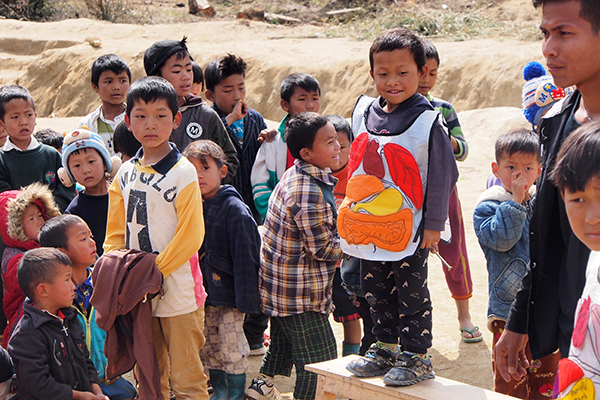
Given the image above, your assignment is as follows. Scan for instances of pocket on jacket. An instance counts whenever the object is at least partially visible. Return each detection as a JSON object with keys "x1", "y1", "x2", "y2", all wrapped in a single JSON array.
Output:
[
  {"x1": 493, "y1": 258, "x2": 527, "y2": 304},
  {"x1": 206, "y1": 251, "x2": 233, "y2": 275}
]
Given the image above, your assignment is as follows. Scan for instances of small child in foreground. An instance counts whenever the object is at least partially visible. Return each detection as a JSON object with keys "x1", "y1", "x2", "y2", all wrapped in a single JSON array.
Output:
[
  {"x1": 550, "y1": 122, "x2": 600, "y2": 398},
  {"x1": 8, "y1": 247, "x2": 108, "y2": 400},
  {"x1": 246, "y1": 112, "x2": 342, "y2": 400},
  {"x1": 473, "y1": 129, "x2": 558, "y2": 399},
  {"x1": 40, "y1": 215, "x2": 136, "y2": 400},
  {"x1": 417, "y1": 40, "x2": 481, "y2": 343},
  {"x1": 184, "y1": 140, "x2": 261, "y2": 399}
]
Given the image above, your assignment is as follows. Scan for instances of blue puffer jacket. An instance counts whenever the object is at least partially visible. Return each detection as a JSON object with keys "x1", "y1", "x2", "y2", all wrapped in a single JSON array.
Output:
[
  {"x1": 200, "y1": 185, "x2": 261, "y2": 314},
  {"x1": 473, "y1": 185, "x2": 533, "y2": 328}
]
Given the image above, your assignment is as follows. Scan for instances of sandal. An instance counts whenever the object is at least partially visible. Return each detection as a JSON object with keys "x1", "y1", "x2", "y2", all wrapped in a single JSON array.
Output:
[{"x1": 460, "y1": 326, "x2": 483, "y2": 343}]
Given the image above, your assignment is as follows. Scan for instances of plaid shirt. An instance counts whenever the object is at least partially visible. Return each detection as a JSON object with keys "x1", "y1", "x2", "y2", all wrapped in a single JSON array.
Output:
[{"x1": 260, "y1": 160, "x2": 342, "y2": 317}]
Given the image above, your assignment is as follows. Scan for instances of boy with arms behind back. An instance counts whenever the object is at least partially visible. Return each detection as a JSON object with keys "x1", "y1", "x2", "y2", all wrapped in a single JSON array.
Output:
[
  {"x1": 77, "y1": 54, "x2": 131, "y2": 155},
  {"x1": 143, "y1": 37, "x2": 239, "y2": 183},
  {"x1": 104, "y1": 76, "x2": 208, "y2": 399},
  {"x1": 8, "y1": 247, "x2": 108, "y2": 400},
  {"x1": 204, "y1": 53, "x2": 269, "y2": 222},
  {"x1": 341, "y1": 28, "x2": 457, "y2": 386},
  {"x1": 0, "y1": 85, "x2": 75, "y2": 212},
  {"x1": 246, "y1": 113, "x2": 342, "y2": 400}
]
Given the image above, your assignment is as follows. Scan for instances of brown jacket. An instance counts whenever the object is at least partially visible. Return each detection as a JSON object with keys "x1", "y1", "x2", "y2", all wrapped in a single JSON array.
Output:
[{"x1": 90, "y1": 249, "x2": 163, "y2": 400}]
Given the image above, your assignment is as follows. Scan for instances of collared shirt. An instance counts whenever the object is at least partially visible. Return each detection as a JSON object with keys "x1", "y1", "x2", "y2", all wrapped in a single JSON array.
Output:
[
  {"x1": 259, "y1": 159, "x2": 342, "y2": 317},
  {"x1": 2, "y1": 136, "x2": 39, "y2": 152}
]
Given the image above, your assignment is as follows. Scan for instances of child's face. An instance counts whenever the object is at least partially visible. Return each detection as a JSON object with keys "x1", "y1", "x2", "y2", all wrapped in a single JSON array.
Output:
[
  {"x1": 370, "y1": 48, "x2": 425, "y2": 113},
  {"x1": 23, "y1": 204, "x2": 45, "y2": 241},
  {"x1": 301, "y1": 122, "x2": 340, "y2": 171},
  {"x1": 417, "y1": 58, "x2": 438, "y2": 97},
  {"x1": 190, "y1": 82, "x2": 204, "y2": 97},
  {"x1": 126, "y1": 99, "x2": 182, "y2": 152},
  {"x1": 335, "y1": 132, "x2": 351, "y2": 171},
  {"x1": 563, "y1": 177, "x2": 600, "y2": 251},
  {"x1": 93, "y1": 70, "x2": 130, "y2": 107},
  {"x1": 0, "y1": 126, "x2": 7, "y2": 147},
  {"x1": 0, "y1": 98, "x2": 36, "y2": 150},
  {"x1": 160, "y1": 54, "x2": 193, "y2": 99},
  {"x1": 540, "y1": 1, "x2": 600, "y2": 89},
  {"x1": 62, "y1": 221, "x2": 97, "y2": 269},
  {"x1": 43, "y1": 263, "x2": 76, "y2": 311},
  {"x1": 281, "y1": 87, "x2": 321, "y2": 118},
  {"x1": 67, "y1": 149, "x2": 107, "y2": 195},
  {"x1": 207, "y1": 74, "x2": 246, "y2": 114},
  {"x1": 492, "y1": 151, "x2": 542, "y2": 195},
  {"x1": 189, "y1": 156, "x2": 227, "y2": 200}
]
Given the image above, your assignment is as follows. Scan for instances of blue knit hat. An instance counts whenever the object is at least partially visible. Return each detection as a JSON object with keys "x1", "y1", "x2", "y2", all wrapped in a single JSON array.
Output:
[
  {"x1": 522, "y1": 61, "x2": 574, "y2": 128},
  {"x1": 58, "y1": 128, "x2": 120, "y2": 187}
]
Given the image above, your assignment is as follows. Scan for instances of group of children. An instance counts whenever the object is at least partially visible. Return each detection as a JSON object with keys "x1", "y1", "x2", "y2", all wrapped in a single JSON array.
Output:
[{"x1": 1, "y1": 2, "x2": 599, "y2": 399}]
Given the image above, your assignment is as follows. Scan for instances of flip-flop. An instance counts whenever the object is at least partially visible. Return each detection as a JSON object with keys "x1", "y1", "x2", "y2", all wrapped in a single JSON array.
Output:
[{"x1": 460, "y1": 326, "x2": 484, "y2": 343}]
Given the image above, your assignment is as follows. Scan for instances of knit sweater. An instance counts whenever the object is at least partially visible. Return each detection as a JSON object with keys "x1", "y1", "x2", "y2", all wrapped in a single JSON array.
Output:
[{"x1": 0, "y1": 143, "x2": 75, "y2": 212}]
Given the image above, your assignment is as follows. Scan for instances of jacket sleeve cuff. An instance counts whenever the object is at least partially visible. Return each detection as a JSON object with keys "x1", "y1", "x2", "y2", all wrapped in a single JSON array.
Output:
[{"x1": 423, "y1": 218, "x2": 446, "y2": 232}]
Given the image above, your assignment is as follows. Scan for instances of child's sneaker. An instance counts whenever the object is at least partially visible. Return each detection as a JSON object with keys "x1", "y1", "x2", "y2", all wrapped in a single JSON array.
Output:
[
  {"x1": 383, "y1": 352, "x2": 435, "y2": 386},
  {"x1": 245, "y1": 375, "x2": 283, "y2": 400},
  {"x1": 345, "y1": 343, "x2": 398, "y2": 377}
]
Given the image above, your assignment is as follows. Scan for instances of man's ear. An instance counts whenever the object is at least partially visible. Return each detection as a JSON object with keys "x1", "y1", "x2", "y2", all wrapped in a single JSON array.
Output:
[
  {"x1": 369, "y1": 70, "x2": 374, "y2": 80},
  {"x1": 205, "y1": 90, "x2": 215, "y2": 103},
  {"x1": 280, "y1": 99, "x2": 290, "y2": 113},
  {"x1": 492, "y1": 161, "x2": 499, "y2": 178},
  {"x1": 92, "y1": 83, "x2": 100, "y2": 94}
]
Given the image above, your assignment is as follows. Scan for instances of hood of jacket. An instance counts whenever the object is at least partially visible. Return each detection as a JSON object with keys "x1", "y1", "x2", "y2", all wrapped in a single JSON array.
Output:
[
  {"x1": 179, "y1": 94, "x2": 205, "y2": 112},
  {"x1": 3, "y1": 182, "x2": 61, "y2": 244},
  {"x1": 204, "y1": 185, "x2": 242, "y2": 210}
]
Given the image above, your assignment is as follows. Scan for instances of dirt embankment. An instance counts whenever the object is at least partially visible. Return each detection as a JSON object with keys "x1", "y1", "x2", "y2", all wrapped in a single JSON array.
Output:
[{"x1": 0, "y1": 18, "x2": 544, "y2": 121}]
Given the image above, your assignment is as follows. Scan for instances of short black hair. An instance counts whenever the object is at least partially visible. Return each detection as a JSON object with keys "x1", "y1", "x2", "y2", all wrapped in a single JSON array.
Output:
[
  {"x1": 204, "y1": 54, "x2": 246, "y2": 92},
  {"x1": 551, "y1": 121, "x2": 600, "y2": 192},
  {"x1": 34, "y1": 128, "x2": 63, "y2": 151},
  {"x1": 192, "y1": 61, "x2": 204, "y2": 86},
  {"x1": 533, "y1": 0, "x2": 600, "y2": 34},
  {"x1": 285, "y1": 112, "x2": 329, "y2": 160},
  {"x1": 326, "y1": 115, "x2": 353, "y2": 142},
  {"x1": 113, "y1": 121, "x2": 141, "y2": 159},
  {"x1": 91, "y1": 54, "x2": 131, "y2": 87},
  {"x1": 280, "y1": 73, "x2": 321, "y2": 103},
  {"x1": 0, "y1": 85, "x2": 35, "y2": 122},
  {"x1": 495, "y1": 128, "x2": 541, "y2": 163},
  {"x1": 423, "y1": 39, "x2": 440, "y2": 66},
  {"x1": 18, "y1": 247, "x2": 72, "y2": 300},
  {"x1": 39, "y1": 214, "x2": 85, "y2": 250},
  {"x1": 369, "y1": 28, "x2": 427, "y2": 73},
  {"x1": 126, "y1": 76, "x2": 179, "y2": 119},
  {"x1": 183, "y1": 139, "x2": 228, "y2": 169}
]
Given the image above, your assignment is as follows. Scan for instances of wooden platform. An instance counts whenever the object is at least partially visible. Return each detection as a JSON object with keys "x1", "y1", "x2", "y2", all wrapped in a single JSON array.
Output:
[{"x1": 306, "y1": 356, "x2": 514, "y2": 400}]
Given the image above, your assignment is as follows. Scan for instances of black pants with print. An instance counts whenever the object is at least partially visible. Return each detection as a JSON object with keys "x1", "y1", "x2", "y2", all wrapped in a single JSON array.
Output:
[{"x1": 360, "y1": 248, "x2": 432, "y2": 354}]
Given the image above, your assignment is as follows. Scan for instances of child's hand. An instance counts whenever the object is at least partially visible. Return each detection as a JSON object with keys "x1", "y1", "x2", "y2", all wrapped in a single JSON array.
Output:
[
  {"x1": 225, "y1": 100, "x2": 248, "y2": 127},
  {"x1": 420, "y1": 229, "x2": 441, "y2": 251},
  {"x1": 511, "y1": 171, "x2": 528, "y2": 204},
  {"x1": 72, "y1": 390, "x2": 110, "y2": 400},
  {"x1": 258, "y1": 128, "x2": 278, "y2": 144}
]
